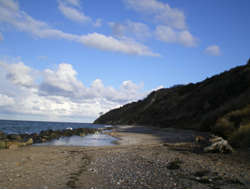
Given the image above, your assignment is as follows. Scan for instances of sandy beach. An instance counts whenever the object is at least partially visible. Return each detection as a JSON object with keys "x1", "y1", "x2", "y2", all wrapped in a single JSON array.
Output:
[{"x1": 0, "y1": 125, "x2": 250, "y2": 189}]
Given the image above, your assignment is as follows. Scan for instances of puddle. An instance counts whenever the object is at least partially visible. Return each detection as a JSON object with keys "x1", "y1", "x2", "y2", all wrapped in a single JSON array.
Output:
[{"x1": 33, "y1": 133, "x2": 119, "y2": 146}]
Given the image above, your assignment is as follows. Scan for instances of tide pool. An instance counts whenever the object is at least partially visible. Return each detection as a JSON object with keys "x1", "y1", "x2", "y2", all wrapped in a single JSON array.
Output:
[{"x1": 33, "y1": 133, "x2": 119, "y2": 146}]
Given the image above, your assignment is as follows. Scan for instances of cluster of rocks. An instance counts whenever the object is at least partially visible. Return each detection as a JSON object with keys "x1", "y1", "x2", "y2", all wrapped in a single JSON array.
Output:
[{"x1": 0, "y1": 127, "x2": 100, "y2": 149}]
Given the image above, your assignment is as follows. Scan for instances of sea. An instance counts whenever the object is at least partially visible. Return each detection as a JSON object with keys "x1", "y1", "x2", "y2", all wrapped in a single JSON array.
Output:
[{"x1": 0, "y1": 120, "x2": 119, "y2": 146}]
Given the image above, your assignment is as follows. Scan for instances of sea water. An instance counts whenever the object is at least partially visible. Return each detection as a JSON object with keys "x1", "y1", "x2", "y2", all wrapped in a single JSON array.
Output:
[{"x1": 0, "y1": 120, "x2": 118, "y2": 146}]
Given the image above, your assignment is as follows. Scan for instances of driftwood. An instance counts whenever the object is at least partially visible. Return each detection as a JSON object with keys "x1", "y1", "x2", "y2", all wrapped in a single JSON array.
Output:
[{"x1": 203, "y1": 134, "x2": 234, "y2": 153}]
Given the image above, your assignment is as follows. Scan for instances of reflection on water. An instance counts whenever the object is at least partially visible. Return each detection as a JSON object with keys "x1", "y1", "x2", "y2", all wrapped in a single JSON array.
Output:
[{"x1": 33, "y1": 133, "x2": 119, "y2": 146}]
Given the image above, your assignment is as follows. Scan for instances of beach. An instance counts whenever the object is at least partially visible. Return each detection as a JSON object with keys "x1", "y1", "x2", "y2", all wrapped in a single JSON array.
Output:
[{"x1": 0, "y1": 125, "x2": 250, "y2": 189}]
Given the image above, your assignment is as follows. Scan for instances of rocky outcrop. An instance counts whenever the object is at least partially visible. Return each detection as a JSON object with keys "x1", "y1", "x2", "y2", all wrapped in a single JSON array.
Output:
[
  {"x1": 0, "y1": 140, "x2": 6, "y2": 149},
  {"x1": 24, "y1": 138, "x2": 33, "y2": 145},
  {"x1": 6, "y1": 141, "x2": 19, "y2": 149},
  {"x1": 0, "y1": 127, "x2": 101, "y2": 149}
]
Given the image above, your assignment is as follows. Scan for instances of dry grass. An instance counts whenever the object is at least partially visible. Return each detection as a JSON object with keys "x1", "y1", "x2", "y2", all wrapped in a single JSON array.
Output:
[
  {"x1": 228, "y1": 123, "x2": 250, "y2": 148},
  {"x1": 212, "y1": 104, "x2": 250, "y2": 148}
]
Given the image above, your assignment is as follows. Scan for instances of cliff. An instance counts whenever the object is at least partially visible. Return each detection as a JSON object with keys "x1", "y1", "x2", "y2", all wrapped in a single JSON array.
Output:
[{"x1": 94, "y1": 59, "x2": 250, "y2": 131}]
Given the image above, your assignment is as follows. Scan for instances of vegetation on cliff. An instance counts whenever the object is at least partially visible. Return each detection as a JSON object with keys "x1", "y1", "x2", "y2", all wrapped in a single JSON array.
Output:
[{"x1": 94, "y1": 59, "x2": 250, "y2": 138}]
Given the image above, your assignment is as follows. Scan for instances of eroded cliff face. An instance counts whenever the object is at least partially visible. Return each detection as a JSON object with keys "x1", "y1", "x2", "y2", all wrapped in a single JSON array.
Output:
[{"x1": 94, "y1": 60, "x2": 250, "y2": 131}]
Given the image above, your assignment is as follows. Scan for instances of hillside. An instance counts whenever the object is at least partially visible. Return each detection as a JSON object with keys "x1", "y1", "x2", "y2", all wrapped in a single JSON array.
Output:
[{"x1": 94, "y1": 59, "x2": 250, "y2": 132}]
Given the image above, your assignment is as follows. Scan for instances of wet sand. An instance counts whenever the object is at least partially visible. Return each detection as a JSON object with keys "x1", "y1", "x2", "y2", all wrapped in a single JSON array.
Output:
[{"x1": 0, "y1": 125, "x2": 250, "y2": 189}]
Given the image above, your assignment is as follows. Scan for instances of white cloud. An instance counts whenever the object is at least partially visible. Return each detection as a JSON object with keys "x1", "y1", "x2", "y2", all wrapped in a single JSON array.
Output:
[
  {"x1": 38, "y1": 55, "x2": 47, "y2": 60},
  {"x1": 77, "y1": 33, "x2": 161, "y2": 57},
  {"x1": 0, "y1": 32, "x2": 3, "y2": 41},
  {"x1": 152, "y1": 85, "x2": 164, "y2": 91},
  {"x1": 0, "y1": 0, "x2": 160, "y2": 57},
  {"x1": 123, "y1": 0, "x2": 200, "y2": 47},
  {"x1": 154, "y1": 25, "x2": 199, "y2": 47},
  {"x1": 58, "y1": 1, "x2": 92, "y2": 23},
  {"x1": 109, "y1": 20, "x2": 151, "y2": 39},
  {"x1": 23, "y1": 62, "x2": 147, "y2": 102},
  {"x1": 65, "y1": 0, "x2": 81, "y2": 7},
  {"x1": 0, "y1": 0, "x2": 19, "y2": 11},
  {"x1": 92, "y1": 18, "x2": 103, "y2": 27},
  {"x1": 0, "y1": 61, "x2": 36, "y2": 88},
  {"x1": 0, "y1": 60, "x2": 162, "y2": 121},
  {"x1": 204, "y1": 45, "x2": 222, "y2": 56},
  {"x1": 0, "y1": 60, "x2": 155, "y2": 120},
  {"x1": 39, "y1": 63, "x2": 85, "y2": 96},
  {"x1": 0, "y1": 94, "x2": 15, "y2": 107},
  {"x1": 123, "y1": 0, "x2": 186, "y2": 29}
]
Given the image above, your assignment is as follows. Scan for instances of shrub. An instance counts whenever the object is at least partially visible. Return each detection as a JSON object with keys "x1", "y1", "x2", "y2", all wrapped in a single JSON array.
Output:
[
  {"x1": 228, "y1": 123, "x2": 250, "y2": 148},
  {"x1": 212, "y1": 104, "x2": 250, "y2": 138},
  {"x1": 212, "y1": 116, "x2": 235, "y2": 138}
]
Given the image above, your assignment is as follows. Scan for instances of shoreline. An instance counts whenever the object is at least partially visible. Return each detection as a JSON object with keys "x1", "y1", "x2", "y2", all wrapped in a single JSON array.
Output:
[{"x1": 0, "y1": 125, "x2": 250, "y2": 189}]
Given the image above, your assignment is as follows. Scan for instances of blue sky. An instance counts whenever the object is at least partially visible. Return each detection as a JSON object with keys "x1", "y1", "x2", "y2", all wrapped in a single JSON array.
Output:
[{"x1": 0, "y1": 0, "x2": 249, "y2": 123}]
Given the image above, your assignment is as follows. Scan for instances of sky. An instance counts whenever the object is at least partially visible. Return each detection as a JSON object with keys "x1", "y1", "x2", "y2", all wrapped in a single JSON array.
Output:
[{"x1": 0, "y1": 0, "x2": 250, "y2": 123}]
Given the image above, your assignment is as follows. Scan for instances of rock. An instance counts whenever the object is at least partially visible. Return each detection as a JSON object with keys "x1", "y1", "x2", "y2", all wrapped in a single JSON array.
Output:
[
  {"x1": 79, "y1": 133, "x2": 85, "y2": 137},
  {"x1": 0, "y1": 140, "x2": 6, "y2": 149},
  {"x1": 12, "y1": 138, "x2": 23, "y2": 143},
  {"x1": 195, "y1": 170, "x2": 210, "y2": 177},
  {"x1": 34, "y1": 139, "x2": 42, "y2": 143},
  {"x1": 41, "y1": 138, "x2": 46, "y2": 142},
  {"x1": 167, "y1": 160, "x2": 183, "y2": 170},
  {"x1": 8, "y1": 134, "x2": 22, "y2": 140},
  {"x1": 17, "y1": 141, "x2": 26, "y2": 146},
  {"x1": 24, "y1": 138, "x2": 33, "y2": 145},
  {"x1": 6, "y1": 141, "x2": 19, "y2": 149},
  {"x1": 0, "y1": 132, "x2": 8, "y2": 140}
]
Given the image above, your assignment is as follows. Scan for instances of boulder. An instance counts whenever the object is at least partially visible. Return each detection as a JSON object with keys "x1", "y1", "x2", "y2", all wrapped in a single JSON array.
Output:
[
  {"x1": 8, "y1": 134, "x2": 22, "y2": 140},
  {"x1": 79, "y1": 133, "x2": 85, "y2": 137},
  {"x1": 34, "y1": 139, "x2": 42, "y2": 143},
  {"x1": 24, "y1": 138, "x2": 33, "y2": 145},
  {"x1": 6, "y1": 141, "x2": 19, "y2": 149},
  {"x1": 0, "y1": 132, "x2": 8, "y2": 140},
  {"x1": 0, "y1": 140, "x2": 6, "y2": 149},
  {"x1": 17, "y1": 141, "x2": 26, "y2": 146}
]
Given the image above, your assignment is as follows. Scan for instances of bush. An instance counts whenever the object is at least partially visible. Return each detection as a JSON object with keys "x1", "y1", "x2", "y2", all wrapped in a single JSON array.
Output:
[
  {"x1": 212, "y1": 116, "x2": 235, "y2": 138},
  {"x1": 212, "y1": 104, "x2": 250, "y2": 138},
  {"x1": 228, "y1": 123, "x2": 250, "y2": 148}
]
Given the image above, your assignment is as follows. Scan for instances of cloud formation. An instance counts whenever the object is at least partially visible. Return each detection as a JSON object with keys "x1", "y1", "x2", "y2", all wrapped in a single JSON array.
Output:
[
  {"x1": 123, "y1": 0, "x2": 200, "y2": 47},
  {"x1": 0, "y1": 32, "x2": 3, "y2": 41},
  {"x1": 0, "y1": 60, "x2": 152, "y2": 119},
  {"x1": 123, "y1": 0, "x2": 186, "y2": 29},
  {"x1": 0, "y1": 0, "x2": 160, "y2": 57},
  {"x1": 38, "y1": 55, "x2": 47, "y2": 60},
  {"x1": 58, "y1": 0, "x2": 92, "y2": 23},
  {"x1": 92, "y1": 18, "x2": 103, "y2": 27},
  {"x1": 0, "y1": 61, "x2": 35, "y2": 88},
  {"x1": 154, "y1": 26, "x2": 199, "y2": 47},
  {"x1": 204, "y1": 45, "x2": 221, "y2": 56},
  {"x1": 109, "y1": 20, "x2": 151, "y2": 39}
]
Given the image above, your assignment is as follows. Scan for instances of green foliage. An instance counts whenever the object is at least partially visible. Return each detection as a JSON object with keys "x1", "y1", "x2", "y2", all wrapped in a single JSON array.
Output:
[{"x1": 228, "y1": 123, "x2": 250, "y2": 148}]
